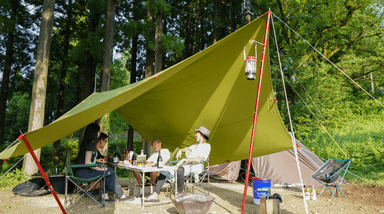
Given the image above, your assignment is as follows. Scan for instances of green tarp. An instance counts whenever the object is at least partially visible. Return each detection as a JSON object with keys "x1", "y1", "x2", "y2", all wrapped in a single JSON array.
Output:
[{"x1": 0, "y1": 13, "x2": 292, "y2": 165}]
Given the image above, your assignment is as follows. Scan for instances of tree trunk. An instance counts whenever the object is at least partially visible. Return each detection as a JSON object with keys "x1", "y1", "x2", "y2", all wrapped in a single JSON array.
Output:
[
  {"x1": 79, "y1": 7, "x2": 99, "y2": 143},
  {"x1": 99, "y1": 0, "x2": 115, "y2": 157},
  {"x1": 154, "y1": 9, "x2": 162, "y2": 73},
  {"x1": 145, "y1": 8, "x2": 154, "y2": 78},
  {"x1": 185, "y1": 0, "x2": 191, "y2": 58},
  {"x1": 220, "y1": 0, "x2": 226, "y2": 39},
  {"x1": 51, "y1": 0, "x2": 72, "y2": 166},
  {"x1": 199, "y1": 0, "x2": 204, "y2": 51},
  {"x1": 0, "y1": 31, "x2": 14, "y2": 145},
  {"x1": 0, "y1": 0, "x2": 19, "y2": 146},
  {"x1": 213, "y1": 0, "x2": 217, "y2": 43},
  {"x1": 127, "y1": 32, "x2": 138, "y2": 151},
  {"x1": 23, "y1": 0, "x2": 54, "y2": 176},
  {"x1": 143, "y1": 7, "x2": 154, "y2": 155},
  {"x1": 230, "y1": 0, "x2": 235, "y2": 32}
]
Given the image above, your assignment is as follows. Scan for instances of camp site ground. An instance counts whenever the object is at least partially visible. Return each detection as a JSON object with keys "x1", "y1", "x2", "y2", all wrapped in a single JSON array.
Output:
[{"x1": 0, "y1": 179, "x2": 383, "y2": 214}]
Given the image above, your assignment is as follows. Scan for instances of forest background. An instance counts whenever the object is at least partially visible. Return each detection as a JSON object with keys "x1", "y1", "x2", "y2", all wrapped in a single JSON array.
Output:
[{"x1": 0, "y1": 0, "x2": 383, "y2": 188}]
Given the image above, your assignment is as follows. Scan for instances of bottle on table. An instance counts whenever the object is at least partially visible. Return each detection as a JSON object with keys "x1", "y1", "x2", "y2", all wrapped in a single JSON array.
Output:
[
  {"x1": 132, "y1": 148, "x2": 137, "y2": 164},
  {"x1": 113, "y1": 148, "x2": 119, "y2": 164},
  {"x1": 122, "y1": 148, "x2": 126, "y2": 160},
  {"x1": 157, "y1": 150, "x2": 163, "y2": 168}
]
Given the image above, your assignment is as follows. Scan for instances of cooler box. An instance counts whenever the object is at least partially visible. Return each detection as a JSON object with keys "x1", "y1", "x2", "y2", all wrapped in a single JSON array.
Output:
[{"x1": 251, "y1": 178, "x2": 271, "y2": 205}]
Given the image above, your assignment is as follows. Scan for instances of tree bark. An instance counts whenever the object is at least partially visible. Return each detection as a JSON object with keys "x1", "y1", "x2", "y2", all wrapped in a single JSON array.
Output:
[
  {"x1": 127, "y1": 33, "x2": 138, "y2": 151},
  {"x1": 0, "y1": 0, "x2": 19, "y2": 146},
  {"x1": 213, "y1": 0, "x2": 217, "y2": 43},
  {"x1": 154, "y1": 9, "x2": 162, "y2": 73},
  {"x1": 199, "y1": 0, "x2": 204, "y2": 51},
  {"x1": 230, "y1": 0, "x2": 235, "y2": 32},
  {"x1": 276, "y1": 0, "x2": 290, "y2": 45},
  {"x1": 185, "y1": 0, "x2": 191, "y2": 58},
  {"x1": 23, "y1": 0, "x2": 54, "y2": 176},
  {"x1": 144, "y1": 6, "x2": 154, "y2": 155},
  {"x1": 51, "y1": 0, "x2": 72, "y2": 166},
  {"x1": 145, "y1": 8, "x2": 154, "y2": 78},
  {"x1": 79, "y1": 6, "x2": 99, "y2": 143},
  {"x1": 98, "y1": 0, "x2": 115, "y2": 156},
  {"x1": 220, "y1": 0, "x2": 226, "y2": 39}
]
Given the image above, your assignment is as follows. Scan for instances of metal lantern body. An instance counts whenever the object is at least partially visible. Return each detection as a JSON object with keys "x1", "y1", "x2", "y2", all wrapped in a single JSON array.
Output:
[{"x1": 245, "y1": 56, "x2": 257, "y2": 80}]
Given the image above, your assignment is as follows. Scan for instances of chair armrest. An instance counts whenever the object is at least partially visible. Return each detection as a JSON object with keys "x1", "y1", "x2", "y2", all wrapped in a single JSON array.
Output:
[
  {"x1": 169, "y1": 160, "x2": 180, "y2": 164},
  {"x1": 71, "y1": 163, "x2": 106, "y2": 168}
]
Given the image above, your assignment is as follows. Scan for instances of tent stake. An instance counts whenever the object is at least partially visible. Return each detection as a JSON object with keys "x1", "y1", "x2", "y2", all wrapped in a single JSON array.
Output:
[
  {"x1": 18, "y1": 135, "x2": 67, "y2": 214},
  {"x1": 241, "y1": 10, "x2": 272, "y2": 214}
]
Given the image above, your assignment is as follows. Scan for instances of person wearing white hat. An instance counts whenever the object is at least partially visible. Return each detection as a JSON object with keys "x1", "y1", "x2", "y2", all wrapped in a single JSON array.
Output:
[{"x1": 145, "y1": 126, "x2": 211, "y2": 202}]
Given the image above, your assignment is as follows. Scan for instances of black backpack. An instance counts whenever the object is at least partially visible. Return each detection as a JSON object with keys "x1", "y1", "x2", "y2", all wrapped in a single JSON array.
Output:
[{"x1": 12, "y1": 178, "x2": 50, "y2": 197}]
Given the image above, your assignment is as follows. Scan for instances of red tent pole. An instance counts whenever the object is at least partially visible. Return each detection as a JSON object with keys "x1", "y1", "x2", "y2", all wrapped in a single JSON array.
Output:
[
  {"x1": 241, "y1": 10, "x2": 272, "y2": 214},
  {"x1": 18, "y1": 135, "x2": 67, "y2": 214}
]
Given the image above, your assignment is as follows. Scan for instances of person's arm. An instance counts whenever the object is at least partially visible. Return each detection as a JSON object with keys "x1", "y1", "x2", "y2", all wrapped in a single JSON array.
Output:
[
  {"x1": 176, "y1": 156, "x2": 204, "y2": 167},
  {"x1": 176, "y1": 144, "x2": 210, "y2": 167},
  {"x1": 176, "y1": 147, "x2": 192, "y2": 160},
  {"x1": 85, "y1": 151, "x2": 106, "y2": 171}
]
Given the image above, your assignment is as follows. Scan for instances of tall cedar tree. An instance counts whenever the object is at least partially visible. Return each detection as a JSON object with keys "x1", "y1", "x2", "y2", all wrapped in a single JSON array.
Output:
[{"x1": 23, "y1": 0, "x2": 55, "y2": 176}]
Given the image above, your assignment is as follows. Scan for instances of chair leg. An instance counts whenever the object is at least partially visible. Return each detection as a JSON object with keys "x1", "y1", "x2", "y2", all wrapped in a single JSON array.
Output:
[
  {"x1": 327, "y1": 185, "x2": 335, "y2": 197},
  {"x1": 319, "y1": 185, "x2": 327, "y2": 196},
  {"x1": 66, "y1": 178, "x2": 105, "y2": 210},
  {"x1": 65, "y1": 176, "x2": 68, "y2": 210}
]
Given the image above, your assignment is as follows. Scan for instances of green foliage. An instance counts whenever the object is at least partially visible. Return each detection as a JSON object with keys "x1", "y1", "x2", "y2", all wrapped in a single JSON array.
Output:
[
  {"x1": 302, "y1": 115, "x2": 384, "y2": 185},
  {"x1": 145, "y1": 0, "x2": 171, "y2": 15},
  {"x1": 161, "y1": 34, "x2": 185, "y2": 62},
  {"x1": 40, "y1": 137, "x2": 79, "y2": 174},
  {"x1": 4, "y1": 92, "x2": 31, "y2": 140},
  {"x1": 0, "y1": 168, "x2": 29, "y2": 188}
]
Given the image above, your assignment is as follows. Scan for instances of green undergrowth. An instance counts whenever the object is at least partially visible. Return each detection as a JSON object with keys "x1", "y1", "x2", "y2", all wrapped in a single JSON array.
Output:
[
  {"x1": 0, "y1": 135, "x2": 143, "y2": 188},
  {"x1": 0, "y1": 168, "x2": 29, "y2": 189},
  {"x1": 301, "y1": 115, "x2": 384, "y2": 187}
]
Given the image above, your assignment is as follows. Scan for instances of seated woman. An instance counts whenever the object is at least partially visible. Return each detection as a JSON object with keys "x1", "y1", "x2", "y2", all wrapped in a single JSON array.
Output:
[
  {"x1": 145, "y1": 126, "x2": 211, "y2": 202},
  {"x1": 75, "y1": 123, "x2": 132, "y2": 203}
]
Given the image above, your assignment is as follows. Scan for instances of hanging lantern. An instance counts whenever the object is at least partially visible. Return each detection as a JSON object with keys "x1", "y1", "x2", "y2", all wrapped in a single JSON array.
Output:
[
  {"x1": 245, "y1": 56, "x2": 257, "y2": 80},
  {"x1": 244, "y1": 40, "x2": 262, "y2": 80}
]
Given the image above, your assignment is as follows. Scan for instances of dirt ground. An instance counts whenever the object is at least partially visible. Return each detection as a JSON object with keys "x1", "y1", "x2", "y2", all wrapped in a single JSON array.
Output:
[{"x1": 0, "y1": 181, "x2": 383, "y2": 214}]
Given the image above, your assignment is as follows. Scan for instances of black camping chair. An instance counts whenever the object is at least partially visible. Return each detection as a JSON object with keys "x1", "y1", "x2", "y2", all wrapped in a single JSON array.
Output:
[
  {"x1": 311, "y1": 159, "x2": 351, "y2": 197},
  {"x1": 64, "y1": 151, "x2": 107, "y2": 210}
]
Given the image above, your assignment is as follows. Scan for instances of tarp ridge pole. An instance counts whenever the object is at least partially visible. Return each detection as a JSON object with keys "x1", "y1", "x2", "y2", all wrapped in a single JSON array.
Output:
[
  {"x1": 241, "y1": 10, "x2": 272, "y2": 214},
  {"x1": 19, "y1": 135, "x2": 67, "y2": 214}
]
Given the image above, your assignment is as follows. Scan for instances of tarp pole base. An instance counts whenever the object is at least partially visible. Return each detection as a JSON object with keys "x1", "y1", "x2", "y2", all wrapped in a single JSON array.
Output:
[
  {"x1": 241, "y1": 10, "x2": 272, "y2": 214},
  {"x1": 19, "y1": 135, "x2": 67, "y2": 214}
]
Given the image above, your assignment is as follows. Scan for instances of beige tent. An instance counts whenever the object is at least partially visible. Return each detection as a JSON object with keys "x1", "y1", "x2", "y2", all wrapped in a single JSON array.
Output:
[{"x1": 209, "y1": 140, "x2": 324, "y2": 187}]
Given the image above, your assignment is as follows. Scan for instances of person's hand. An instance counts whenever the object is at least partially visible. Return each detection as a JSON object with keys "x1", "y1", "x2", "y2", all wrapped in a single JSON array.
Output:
[
  {"x1": 98, "y1": 158, "x2": 105, "y2": 163},
  {"x1": 176, "y1": 150, "x2": 182, "y2": 160}
]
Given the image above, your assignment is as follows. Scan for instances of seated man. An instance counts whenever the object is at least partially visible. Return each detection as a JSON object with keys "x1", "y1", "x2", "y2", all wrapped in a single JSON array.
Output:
[
  {"x1": 132, "y1": 139, "x2": 170, "y2": 186},
  {"x1": 145, "y1": 126, "x2": 211, "y2": 202}
]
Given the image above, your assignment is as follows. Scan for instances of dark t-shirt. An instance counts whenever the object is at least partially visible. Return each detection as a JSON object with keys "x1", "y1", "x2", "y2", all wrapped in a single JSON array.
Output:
[{"x1": 77, "y1": 142, "x2": 98, "y2": 164}]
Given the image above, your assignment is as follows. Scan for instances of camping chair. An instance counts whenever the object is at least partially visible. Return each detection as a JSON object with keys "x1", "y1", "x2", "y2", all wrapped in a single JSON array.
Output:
[
  {"x1": 184, "y1": 158, "x2": 210, "y2": 195},
  {"x1": 160, "y1": 147, "x2": 180, "y2": 197},
  {"x1": 64, "y1": 151, "x2": 107, "y2": 210},
  {"x1": 311, "y1": 159, "x2": 351, "y2": 197}
]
